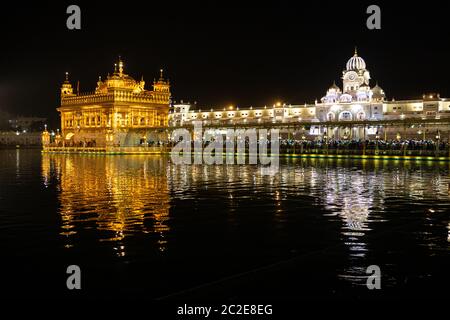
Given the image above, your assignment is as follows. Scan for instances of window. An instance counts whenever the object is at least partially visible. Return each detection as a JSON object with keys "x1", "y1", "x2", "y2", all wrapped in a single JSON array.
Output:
[
  {"x1": 339, "y1": 111, "x2": 352, "y2": 121},
  {"x1": 357, "y1": 111, "x2": 365, "y2": 120},
  {"x1": 327, "y1": 112, "x2": 335, "y2": 121}
]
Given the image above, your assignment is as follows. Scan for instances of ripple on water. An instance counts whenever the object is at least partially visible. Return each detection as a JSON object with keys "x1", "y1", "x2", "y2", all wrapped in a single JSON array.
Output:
[{"x1": 1, "y1": 150, "x2": 449, "y2": 295}]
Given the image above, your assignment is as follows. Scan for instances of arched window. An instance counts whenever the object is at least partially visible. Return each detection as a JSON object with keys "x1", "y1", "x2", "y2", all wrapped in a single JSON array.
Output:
[
  {"x1": 339, "y1": 111, "x2": 352, "y2": 121},
  {"x1": 356, "y1": 111, "x2": 366, "y2": 120},
  {"x1": 327, "y1": 112, "x2": 335, "y2": 121}
]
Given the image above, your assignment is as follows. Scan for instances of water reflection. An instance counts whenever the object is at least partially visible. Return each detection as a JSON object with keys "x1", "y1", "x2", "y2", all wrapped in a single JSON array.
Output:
[
  {"x1": 41, "y1": 154, "x2": 170, "y2": 254},
  {"x1": 280, "y1": 159, "x2": 449, "y2": 287},
  {"x1": 40, "y1": 153, "x2": 450, "y2": 288},
  {"x1": 448, "y1": 223, "x2": 450, "y2": 242}
]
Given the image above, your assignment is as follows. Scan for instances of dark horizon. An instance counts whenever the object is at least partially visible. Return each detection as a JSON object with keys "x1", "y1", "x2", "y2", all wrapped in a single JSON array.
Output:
[{"x1": 1, "y1": 1, "x2": 450, "y2": 128}]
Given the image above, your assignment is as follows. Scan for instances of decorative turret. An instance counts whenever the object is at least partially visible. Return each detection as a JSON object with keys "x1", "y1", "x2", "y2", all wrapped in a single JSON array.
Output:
[
  {"x1": 118, "y1": 57, "x2": 124, "y2": 76},
  {"x1": 371, "y1": 82, "x2": 386, "y2": 102},
  {"x1": 342, "y1": 48, "x2": 371, "y2": 95},
  {"x1": 136, "y1": 75, "x2": 145, "y2": 92},
  {"x1": 95, "y1": 76, "x2": 107, "y2": 94},
  {"x1": 321, "y1": 81, "x2": 342, "y2": 103},
  {"x1": 41, "y1": 124, "x2": 50, "y2": 147},
  {"x1": 61, "y1": 72, "x2": 75, "y2": 97},
  {"x1": 153, "y1": 69, "x2": 170, "y2": 93},
  {"x1": 105, "y1": 57, "x2": 141, "y2": 91}
]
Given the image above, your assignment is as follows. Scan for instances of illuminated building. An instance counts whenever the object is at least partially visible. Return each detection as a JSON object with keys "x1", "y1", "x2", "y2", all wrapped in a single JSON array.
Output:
[
  {"x1": 169, "y1": 49, "x2": 450, "y2": 139},
  {"x1": 0, "y1": 131, "x2": 42, "y2": 145},
  {"x1": 56, "y1": 58, "x2": 170, "y2": 147}
]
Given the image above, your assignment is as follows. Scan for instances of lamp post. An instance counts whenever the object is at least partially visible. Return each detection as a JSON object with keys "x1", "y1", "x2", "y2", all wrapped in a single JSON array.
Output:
[
  {"x1": 301, "y1": 135, "x2": 306, "y2": 154},
  {"x1": 375, "y1": 131, "x2": 380, "y2": 155},
  {"x1": 436, "y1": 131, "x2": 441, "y2": 157}
]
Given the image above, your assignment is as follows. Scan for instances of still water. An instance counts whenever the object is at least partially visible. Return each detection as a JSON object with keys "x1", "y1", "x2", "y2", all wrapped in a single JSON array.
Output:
[{"x1": 1, "y1": 149, "x2": 450, "y2": 299}]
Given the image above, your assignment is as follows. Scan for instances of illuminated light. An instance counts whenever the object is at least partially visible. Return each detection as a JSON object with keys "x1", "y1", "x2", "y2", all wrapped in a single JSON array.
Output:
[
  {"x1": 330, "y1": 105, "x2": 340, "y2": 112},
  {"x1": 351, "y1": 104, "x2": 362, "y2": 113}
]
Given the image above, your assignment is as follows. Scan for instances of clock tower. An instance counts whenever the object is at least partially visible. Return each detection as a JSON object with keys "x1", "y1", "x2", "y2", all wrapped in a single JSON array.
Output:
[{"x1": 342, "y1": 48, "x2": 371, "y2": 94}]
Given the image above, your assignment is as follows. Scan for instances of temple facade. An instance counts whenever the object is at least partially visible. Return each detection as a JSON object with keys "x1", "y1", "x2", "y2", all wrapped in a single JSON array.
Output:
[
  {"x1": 56, "y1": 59, "x2": 170, "y2": 147},
  {"x1": 169, "y1": 50, "x2": 450, "y2": 134}
]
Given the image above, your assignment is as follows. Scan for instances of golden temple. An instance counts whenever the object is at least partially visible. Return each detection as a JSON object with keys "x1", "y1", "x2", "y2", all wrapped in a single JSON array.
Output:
[{"x1": 55, "y1": 58, "x2": 170, "y2": 148}]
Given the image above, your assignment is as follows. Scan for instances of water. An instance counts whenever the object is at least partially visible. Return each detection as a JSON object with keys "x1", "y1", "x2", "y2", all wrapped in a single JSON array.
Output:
[{"x1": 1, "y1": 148, "x2": 449, "y2": 300}]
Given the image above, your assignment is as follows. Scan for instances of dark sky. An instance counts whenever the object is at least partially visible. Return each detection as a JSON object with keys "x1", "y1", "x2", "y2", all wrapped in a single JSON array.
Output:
[{"x1": 1, "y1": 1, "x2": 450, "y2": 127}]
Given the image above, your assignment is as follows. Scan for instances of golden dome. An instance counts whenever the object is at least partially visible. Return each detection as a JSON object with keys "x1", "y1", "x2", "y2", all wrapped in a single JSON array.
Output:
[{"x1": 95, "y1": 58, "x2": 146, "y2": 94}]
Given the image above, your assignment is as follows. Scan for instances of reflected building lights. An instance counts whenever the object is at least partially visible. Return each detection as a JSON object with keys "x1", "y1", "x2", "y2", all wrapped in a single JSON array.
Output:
[
  {"x1": 41, "y1": 154, "x2": 450, "y2": 282},
  {"x1": 41, "y1": 154, "x2": 170, "y2": 255},
  {"x1": 448, "y1": 223, "x2": 450, "y2": 242}
]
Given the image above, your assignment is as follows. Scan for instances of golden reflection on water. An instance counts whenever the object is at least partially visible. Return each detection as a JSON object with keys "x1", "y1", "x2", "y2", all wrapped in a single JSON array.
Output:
[
  {"x1": 41, "y1": 154, "x2": 170, "y2": 254},
  {"x1": 40, "y1": 153, "x2": 450, "y2": 284}
]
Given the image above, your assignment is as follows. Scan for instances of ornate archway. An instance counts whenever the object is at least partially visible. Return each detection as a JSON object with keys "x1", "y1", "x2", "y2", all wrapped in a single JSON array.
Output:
[
  {"x1": 356, "y1": 111, "x2": 366, "y2": 120},
  {"x1": 338, "y1": 111, "x2": 353, "y2": 121},
  {"x1": 327, "y1": 112, "x2": 335, "y2": 121},
  {"x1": 65, "y1": 132, "x2": 75, "y2": 140}
]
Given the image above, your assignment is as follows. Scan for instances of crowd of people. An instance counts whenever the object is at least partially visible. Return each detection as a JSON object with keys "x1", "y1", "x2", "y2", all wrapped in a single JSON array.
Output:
[
  {"x1": 279, "y1": 139, "x2": 449, "y2": 151},
  {"x1": 164, "y1": 138, "x2": 450, "y2": 156}
]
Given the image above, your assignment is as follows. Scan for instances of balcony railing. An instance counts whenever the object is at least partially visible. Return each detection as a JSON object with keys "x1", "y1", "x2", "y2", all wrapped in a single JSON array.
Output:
[{"x1": 61, "y1": 91, "x2": 169, "y2": 106}]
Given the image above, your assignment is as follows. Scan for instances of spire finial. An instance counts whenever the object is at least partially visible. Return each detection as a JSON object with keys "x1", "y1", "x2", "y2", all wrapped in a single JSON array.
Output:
[
  {"x1": 65, "y1": 72, "x2": 69, "y2": 82},
  {"x1": 118, "y1": 56, "x2": 124, "y2": 76},
  {"x1": 354, "y1": 46, "x2": 358, "y2": 56},
  {"x1": 160, "y1": 68, "x2": 164, "y2": 79}
]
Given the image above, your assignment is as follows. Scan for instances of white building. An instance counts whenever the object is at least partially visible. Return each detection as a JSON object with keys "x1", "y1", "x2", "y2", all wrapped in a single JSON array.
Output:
[{"x1": 169, "y1": 50, "x2": 450, "y2": 131}]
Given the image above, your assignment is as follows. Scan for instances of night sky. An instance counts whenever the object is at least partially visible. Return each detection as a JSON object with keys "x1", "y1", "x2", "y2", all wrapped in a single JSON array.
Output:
[{"x1": 1, "y1": 1, "x2": 450, "y2": 127}]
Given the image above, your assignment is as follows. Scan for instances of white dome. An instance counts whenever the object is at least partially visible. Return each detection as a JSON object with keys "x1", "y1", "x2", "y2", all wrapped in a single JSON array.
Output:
[
  {"x1": 372, "y1": 84, "x2": 384, "y2": 94},
  {"x1": 346, "y1": 51, "x2": 366, "y2": 71},
  {"x1": 340, "y1": 94, "x2": 353, "y2": 103},
  {"x1": 371, "y1": 83, "x2": 385, "y2": 98}
]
